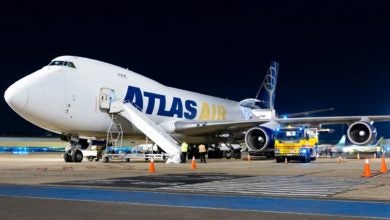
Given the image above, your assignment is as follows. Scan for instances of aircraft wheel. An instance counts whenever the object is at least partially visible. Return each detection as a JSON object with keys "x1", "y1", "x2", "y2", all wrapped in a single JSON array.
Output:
[
  {"x1": 225, "y1": 151, "x2": 232, "y2": 159},
  {"x1": 233, "y1": 150, "x2": 241, "y2": 159},
  {"x1": 71, "y1": 149, "x2": 83, "y2": 163},
  {"x1": 87, "y1": 156, "x2": 94, "y2": 162},
  {"x1": 63, "y1": 153, "x2": 72, "y2": 162}
]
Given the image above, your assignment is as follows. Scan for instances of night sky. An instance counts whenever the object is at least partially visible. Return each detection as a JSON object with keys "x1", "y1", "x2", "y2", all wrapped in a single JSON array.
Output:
[{"x1": 1, "y1": 1, "x2": 390, "y2": 139}]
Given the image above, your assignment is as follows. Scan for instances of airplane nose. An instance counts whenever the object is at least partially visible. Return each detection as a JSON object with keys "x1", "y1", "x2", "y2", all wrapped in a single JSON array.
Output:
[
  {"x1": 4, "y1": 69, "x2": 65, "y2": 127},
  {"x1": 4, "y1": 80, "x2": 28, "y2": 111}
]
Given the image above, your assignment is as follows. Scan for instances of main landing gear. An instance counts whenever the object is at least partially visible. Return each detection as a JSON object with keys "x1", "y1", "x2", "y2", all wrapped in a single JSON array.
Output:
[{"x1": 63, "y1": 137, "x2": 88, "y2": 163}]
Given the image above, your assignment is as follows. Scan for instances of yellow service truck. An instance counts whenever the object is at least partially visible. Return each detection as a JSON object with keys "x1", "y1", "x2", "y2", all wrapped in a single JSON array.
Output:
[{"x1": 274, "y1": 127, "x2": 318, "y2": 163}]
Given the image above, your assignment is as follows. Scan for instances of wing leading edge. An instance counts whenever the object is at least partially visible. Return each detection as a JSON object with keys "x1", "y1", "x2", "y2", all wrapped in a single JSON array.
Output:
[{"x1": 173, "y1": 115, "x2": 390, "y2": 136}]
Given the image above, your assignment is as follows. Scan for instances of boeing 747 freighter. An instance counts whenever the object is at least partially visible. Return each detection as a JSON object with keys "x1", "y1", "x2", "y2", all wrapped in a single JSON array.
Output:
[{"x1": 5, "y1": 56, "x2": 390, "y2": 163}]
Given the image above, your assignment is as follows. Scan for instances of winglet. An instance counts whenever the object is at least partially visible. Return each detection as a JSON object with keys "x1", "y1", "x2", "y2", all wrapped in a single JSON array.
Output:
[{"x1": 255, "y1": 61, "x2": 279, "y2": 110}]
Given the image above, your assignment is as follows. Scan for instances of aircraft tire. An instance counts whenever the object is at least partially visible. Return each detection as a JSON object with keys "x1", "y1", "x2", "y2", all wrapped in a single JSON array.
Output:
[
  {"x1": 71, "y1": 149, "x2": 83, "y2": 163},
  {"x1": 63, "y1": 153, "x2": 72, "y2": 162},
  {"x1": 225, "y1": 151, "x2": 232, "y2": 159},
  {"x1": 233, "y1": 150, "x2": 241, "y2": 159}
]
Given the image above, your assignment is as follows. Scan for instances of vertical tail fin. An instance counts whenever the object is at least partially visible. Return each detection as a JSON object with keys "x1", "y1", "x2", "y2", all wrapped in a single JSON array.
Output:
[
  {"x1": 375, "y1": 137, "x2": 384, "y2": 146},
  {"x1": 255, "y1": 61, "x2": 279, "y2": 110},
  {"x1": 337, "y1": 135, "x2": 346, "y2": 146}
]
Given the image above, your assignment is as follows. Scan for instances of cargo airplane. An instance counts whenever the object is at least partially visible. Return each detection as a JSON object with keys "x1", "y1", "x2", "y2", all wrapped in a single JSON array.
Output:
[
  {"x1": 4, "y1": 56, "x2": 390, "y2": 163},
  {"x1": 335, "y1": 135, "x2": 384, "y2": 154}
]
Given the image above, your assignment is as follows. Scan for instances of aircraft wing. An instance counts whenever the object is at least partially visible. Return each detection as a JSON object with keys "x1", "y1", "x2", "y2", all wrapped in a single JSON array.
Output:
[
  {"x1": 174, "y1": 119, "x2": 270, "y2": 135},
  {"x1": 274, "y1": 115, "x2": 390, "y2": 126},
  {"x1": 352, "y1": 147, "x2": 378, "y2": 153},
  {"x1": 173, "y1": 115, "x2": 390, "y2": 136}
]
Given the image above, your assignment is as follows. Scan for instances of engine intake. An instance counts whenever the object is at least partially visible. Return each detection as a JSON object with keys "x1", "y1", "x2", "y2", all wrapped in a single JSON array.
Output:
[
  {"x1": 347, "y1": 121, "x2": 376, "y2": 145},
  {"x1": 245, "y1": 127, "x2": 273, "y2": 151}
]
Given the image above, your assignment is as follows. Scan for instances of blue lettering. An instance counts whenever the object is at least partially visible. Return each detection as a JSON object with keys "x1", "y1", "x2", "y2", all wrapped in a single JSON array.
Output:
[
  {"x1": 144, "y1": 92, "x2": 159, "y2": 114},
  {"x1": 184, "y1": 100, "x2": 197, "y2": 119},
  {"x1": 124, "y1": 85, "x2": 198, "y2": 119},
  {"x1": 157, "y1": 95, "x2": 173, "y2": 117},
  {"x1": 170, "y1": 97, "x2": 183, "y2": 118},
  {"x1": 124, "y1": 86, "x2": 143, "y2": 110}
]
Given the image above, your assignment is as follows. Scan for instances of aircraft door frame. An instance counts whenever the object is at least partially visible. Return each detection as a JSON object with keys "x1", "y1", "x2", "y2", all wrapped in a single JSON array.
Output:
[{"x1": 99, "y1": 88, "x2": 116, "y2": 110}]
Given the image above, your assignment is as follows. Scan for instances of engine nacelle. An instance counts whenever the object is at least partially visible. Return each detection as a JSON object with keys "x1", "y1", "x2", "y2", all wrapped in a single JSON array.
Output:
[
  {"x1": 245, "y1": 127, "x2": 274, "y2": 152},
  {"x1": 347, "y1": 121, "x2": 377, "y2": 145}
]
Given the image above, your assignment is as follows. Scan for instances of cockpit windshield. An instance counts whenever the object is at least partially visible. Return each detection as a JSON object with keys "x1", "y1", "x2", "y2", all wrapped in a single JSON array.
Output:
[{"x1": 49, "y1": 60, "x2": 76, "y2": 68}]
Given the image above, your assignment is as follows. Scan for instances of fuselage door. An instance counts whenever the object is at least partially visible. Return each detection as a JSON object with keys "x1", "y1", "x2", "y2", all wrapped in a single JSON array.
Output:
[{"x1": 99, "y1": 88, "x2": 116, "y2": 110}]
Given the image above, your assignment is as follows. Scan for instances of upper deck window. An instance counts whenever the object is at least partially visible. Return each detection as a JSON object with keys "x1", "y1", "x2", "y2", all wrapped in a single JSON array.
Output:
[{"x1": 49, "y1": 60, "x2": 76, "y2": 68}]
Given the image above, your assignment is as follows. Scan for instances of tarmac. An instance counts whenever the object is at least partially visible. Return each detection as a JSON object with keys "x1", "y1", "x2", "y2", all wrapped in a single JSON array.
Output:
[{"x1": 0, "y1": 153, "x2": 389, "y2": 219}]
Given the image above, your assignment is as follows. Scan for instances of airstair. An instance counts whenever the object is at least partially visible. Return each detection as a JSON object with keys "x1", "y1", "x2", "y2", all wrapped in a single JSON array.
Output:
[{"x1": 109, "y1": 101, "x2": 181, "y2": 163}]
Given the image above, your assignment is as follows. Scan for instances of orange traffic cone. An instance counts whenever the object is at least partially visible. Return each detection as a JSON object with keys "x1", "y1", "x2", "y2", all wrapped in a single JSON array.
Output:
[
  {"x1": 247, "y1": 154, "x2": 251, "y2": 161},
  {"x1": 357, "y1": 153, "x2": 360, "y2": 160},
  {"x1": 149, "y1": 158, "x2": 155, "y2": 173},
  {"x1": 380, "y1": 154, "x2": 388, "y2": 174},
  {"x1": 337, "y1": 155, "x2": 344, "y2": 163},
  {"x1": 191, "y1": 156, "x2": 197, "y2": 170},
  {"x1": 362, "y1": 158, "x2": 372, "y2": 178}
]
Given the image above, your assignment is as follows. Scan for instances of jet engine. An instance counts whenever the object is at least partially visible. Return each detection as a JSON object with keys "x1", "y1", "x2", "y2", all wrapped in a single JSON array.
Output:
[
  {"x1": 244, "y1": 127, "x2": 274, "y2": 151},
  {"x1": 347, "y1": 121, "x2": 377, "y2": 145}
]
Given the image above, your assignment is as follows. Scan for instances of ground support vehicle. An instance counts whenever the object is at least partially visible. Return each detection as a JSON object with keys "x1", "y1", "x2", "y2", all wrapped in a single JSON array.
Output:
[{"x1": 274, "y1": 127, "x2": 318, "y2": 163}]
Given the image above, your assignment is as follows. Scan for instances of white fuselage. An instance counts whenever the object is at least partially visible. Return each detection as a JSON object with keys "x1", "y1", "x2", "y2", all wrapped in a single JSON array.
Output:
[
  {"x1": 341, "y1": 145, "x2": 381, "y2": 154},
  {"x1": 4, "y1": 56, "x2": 247, "y2": 142}
]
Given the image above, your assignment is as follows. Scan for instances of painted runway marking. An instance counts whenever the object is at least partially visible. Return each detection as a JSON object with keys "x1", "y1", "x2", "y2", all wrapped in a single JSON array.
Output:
[
  {"x1": 159, "y1": 176, "x2": 366, "y2": 197},
  {"x1": 0, "y1": 185, "x2": 389, "y2": 219}
]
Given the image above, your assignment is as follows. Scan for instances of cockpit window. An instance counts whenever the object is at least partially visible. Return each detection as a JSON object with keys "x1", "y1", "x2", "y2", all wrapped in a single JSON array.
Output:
[
  {"x1": 66, "y1": 62, "x2": 76, "y2": 68},
  {"x1": 49, "y1": 61, "x2": 64, "y2": 66},
  {"x1": 49, "y1": 60, "x2": 76, "y2": 68}
]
